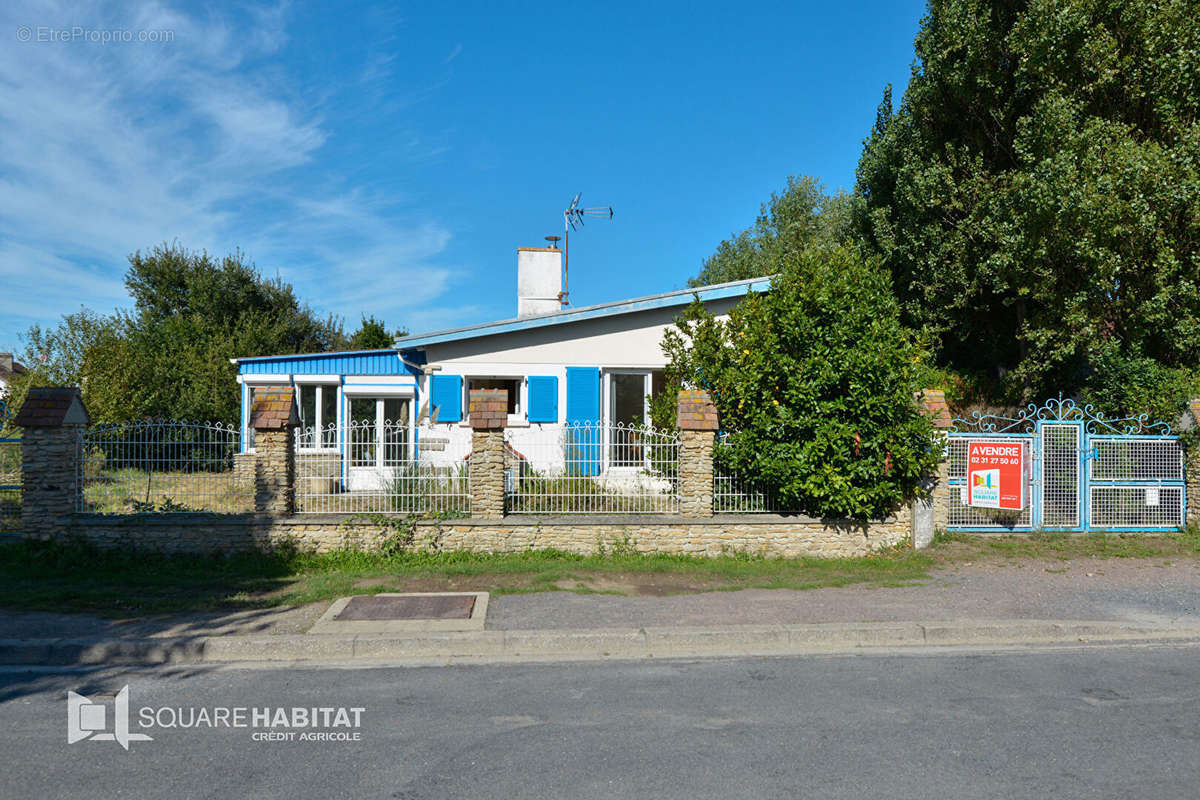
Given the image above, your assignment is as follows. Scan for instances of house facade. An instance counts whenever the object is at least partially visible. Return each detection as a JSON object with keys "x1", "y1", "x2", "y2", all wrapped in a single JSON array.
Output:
[
  {"x1": 232, "y1": 246, "x2": 768, "y2": 489},
  {"x1": 0, "y1": 353, "x2": 26, "y2": 400}
]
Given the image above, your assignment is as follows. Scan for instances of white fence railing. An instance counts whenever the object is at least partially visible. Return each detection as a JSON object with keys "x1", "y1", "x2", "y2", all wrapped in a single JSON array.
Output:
[
  {"x1": 295, "y1": 421, "x2": 471, "y2": 514},
  {"x1": 713, "y1": 468, "x2": 781, "y2": 513},
  {"x1": 505, "y1": 421, "x2": 679, "y2": 514},
  {"x1": 77, "y1": 421, "x2": 249, "y2": 513}
]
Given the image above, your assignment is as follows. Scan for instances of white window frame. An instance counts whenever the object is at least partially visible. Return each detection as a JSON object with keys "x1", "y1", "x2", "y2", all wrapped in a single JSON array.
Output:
[
  {"x1": 342, "y1": 387, "x2": 418, "y2": 472},
  {"x1": 295, "y1": 382, "x2": 341, "y2": 451},
  {"x1": 602, "y1": 369, "x2": 652, "y2": 471}
]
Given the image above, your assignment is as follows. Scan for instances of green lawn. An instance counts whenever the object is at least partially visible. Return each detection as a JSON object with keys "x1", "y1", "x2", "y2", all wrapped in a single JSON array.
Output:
[
  {"x1": 0, "y1": 538, "x2": 932, "y2": 616},
  {"x1": 2, "y1": 528, "x2": 1199, "y2": 617}
]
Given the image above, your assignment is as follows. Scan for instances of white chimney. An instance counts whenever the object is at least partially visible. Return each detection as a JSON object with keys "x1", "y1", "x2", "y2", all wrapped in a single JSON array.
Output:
[{"x1": 517, "y1": 247, "x2": 563, "y2": 318}]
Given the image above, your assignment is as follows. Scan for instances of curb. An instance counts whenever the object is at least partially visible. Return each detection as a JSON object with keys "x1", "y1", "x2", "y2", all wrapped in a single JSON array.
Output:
[{"x1": 3, "y1": 620, "x2": 1200, "y2": 666}]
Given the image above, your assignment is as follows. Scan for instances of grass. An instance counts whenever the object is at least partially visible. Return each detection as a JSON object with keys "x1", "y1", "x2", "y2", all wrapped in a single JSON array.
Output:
[
  {"x1": 0, "y1": 538, "x2": 933, "y2": 616},
  {"x1": 80, "y1": 468, "x2": 252, "y2": 513},
  {"x1": 928, "y1": 528, "x2": 1200, "y2": 562},
  {"x1": 3, "y1": 527, "x2": 1200, "y2": 618}
]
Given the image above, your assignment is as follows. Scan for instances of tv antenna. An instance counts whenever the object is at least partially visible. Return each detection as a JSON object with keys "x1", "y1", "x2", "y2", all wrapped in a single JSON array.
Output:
[{"x1": 559, "y1": 192, "x2": 613, "y2": 306}]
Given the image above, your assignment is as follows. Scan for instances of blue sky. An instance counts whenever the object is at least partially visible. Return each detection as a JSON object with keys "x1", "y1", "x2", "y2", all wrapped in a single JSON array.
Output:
[{"x1": 0, "y1": 0, "x2": 926, "y2": 355}]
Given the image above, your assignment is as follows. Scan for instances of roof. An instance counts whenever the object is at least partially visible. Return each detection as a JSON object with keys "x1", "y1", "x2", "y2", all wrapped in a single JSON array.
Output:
[
  {"x1": 248, "y1": 387, "x2": 298, "y2": 430},
  {"x1": 0, "y1": 354, "x2": 25, "y2": 379},
  {"x1": 394, "y1": 275, "x2": 773, "y2": 349},
  {"x1": 916, "y1": 389, "x2": 953, "y2": 430},
  {"x1": 14, "y1": 387, "x2": 90, "y2": 427},
  {"x1": 230, "y1": 348, "x2": 398, "y2": 366}
]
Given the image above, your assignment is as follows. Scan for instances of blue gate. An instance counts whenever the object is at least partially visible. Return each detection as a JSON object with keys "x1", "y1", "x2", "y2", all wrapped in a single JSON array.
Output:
[{"x1": 947, "y1": 398, "x2": 1185, "y2": 533}]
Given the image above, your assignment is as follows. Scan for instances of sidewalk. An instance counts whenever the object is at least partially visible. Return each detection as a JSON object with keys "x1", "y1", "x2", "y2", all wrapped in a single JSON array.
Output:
[{"x1": 4, "y1": 558, "x2": 1200, "y2": 665}]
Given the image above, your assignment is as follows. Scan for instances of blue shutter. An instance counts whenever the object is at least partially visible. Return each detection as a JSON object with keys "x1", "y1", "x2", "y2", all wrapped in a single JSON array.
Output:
[
  {"x1": 565, "y1": 367, "x2": 600, "y2": 423},
  {"x1": 565, "y1": 367, "x2": 601, "y2": 476},
  {"x1": 527, "y1": 376, "x2": 558, "y2": 423},
  {"x1": 430, "y1": 374, "x2": 462, "y2": 422}
]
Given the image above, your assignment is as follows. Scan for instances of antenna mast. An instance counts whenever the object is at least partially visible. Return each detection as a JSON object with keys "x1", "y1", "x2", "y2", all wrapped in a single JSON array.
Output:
[{"x1": 560, "y1": 193, "x2": 613, "y2": 306}]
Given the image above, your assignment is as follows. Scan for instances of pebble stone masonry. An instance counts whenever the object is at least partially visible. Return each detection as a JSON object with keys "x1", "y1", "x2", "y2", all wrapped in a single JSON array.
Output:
[{"x1": 16, "y1": 386, "x2": 991, "y2": 557}]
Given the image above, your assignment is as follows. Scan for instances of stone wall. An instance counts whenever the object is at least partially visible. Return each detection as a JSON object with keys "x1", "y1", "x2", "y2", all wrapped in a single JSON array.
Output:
[
  {"x1": 65, "y1": 511, "x2": 912, "y2": 558},
  {"x1": 21, "y1": 386, "x2": 937, "y2": 557}
]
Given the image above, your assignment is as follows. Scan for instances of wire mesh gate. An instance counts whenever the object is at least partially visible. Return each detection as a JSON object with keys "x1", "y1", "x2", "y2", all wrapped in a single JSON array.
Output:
[{"x1": 948, "y1": 398, "x2": 1185, "y2": 532}]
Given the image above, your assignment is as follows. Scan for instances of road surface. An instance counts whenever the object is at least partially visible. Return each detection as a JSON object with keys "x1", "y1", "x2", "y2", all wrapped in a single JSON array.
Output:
[{"x1": 2, "y1": 644, "x2": 1198, "y2": 799}]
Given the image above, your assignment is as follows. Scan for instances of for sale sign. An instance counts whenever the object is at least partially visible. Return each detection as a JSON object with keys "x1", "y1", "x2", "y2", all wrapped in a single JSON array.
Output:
[{"x1": 967, "y1": 441, "x2": 1027, "y2": 510}]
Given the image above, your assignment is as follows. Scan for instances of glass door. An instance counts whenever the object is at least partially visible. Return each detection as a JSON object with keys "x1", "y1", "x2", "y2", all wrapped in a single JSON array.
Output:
[
  {"x1": 347, "y1": 396, "x2": 412, "y2": 490},
  {"x1": 609, "y1": 373, "x2": 648, "y2": 467}
]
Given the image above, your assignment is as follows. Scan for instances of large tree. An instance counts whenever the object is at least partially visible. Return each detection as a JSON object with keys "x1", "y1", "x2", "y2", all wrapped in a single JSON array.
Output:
[
  {"x1": 16, "y1": 244, "x2": 349, "y2": 423},
  {"x1": 856, "y1": 0, "x2": 1200, "y2": 412},
  {"x1": 690, "y1": 175, "x2": 853, "y2": 287}
]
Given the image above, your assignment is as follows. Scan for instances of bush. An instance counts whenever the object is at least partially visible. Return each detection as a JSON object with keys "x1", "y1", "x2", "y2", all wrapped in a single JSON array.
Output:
[
  {"x1": 1080, "y1": 342, "x2": 1198, "y2": 427},
  {"x1": 660, "y1": 245, "x2": 939, "y2": 518}
]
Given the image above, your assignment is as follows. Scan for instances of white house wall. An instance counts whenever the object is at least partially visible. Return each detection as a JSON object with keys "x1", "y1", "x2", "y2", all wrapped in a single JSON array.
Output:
[
  {"x1": 412, "y1": 299, "x2": 739, "y2": 470},
  {"x1": 419, "y1": 298, "x2": 739, "y2": 369}
]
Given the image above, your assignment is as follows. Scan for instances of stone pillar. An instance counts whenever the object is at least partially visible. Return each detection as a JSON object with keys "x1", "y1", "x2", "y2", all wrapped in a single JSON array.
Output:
[
  {"x1": 16, "y1": 387, "x2": 90, "y2": 540},
  {"x1": 249, "y1": 387, "x2": 297, "y2": 515},
  {"x1": 469, "y1": 389, "x2": 507, "y2": 519},
  {"x1": 677, "y1": 390, "x2": 718, "y2": 518},
  {"x1": 232, "y1": 452, "x2": 256, "y2": 503},
  {"x1": 1186, "y1": 400, "x2": 1200, "y2": 527},
  {"x1": 913, "y1": 389, "x2": 953, "y2": 548}
]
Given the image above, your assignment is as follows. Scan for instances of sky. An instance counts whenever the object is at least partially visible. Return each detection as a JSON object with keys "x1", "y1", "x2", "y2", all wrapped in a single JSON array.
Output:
[{"x1": 0, "y1": 0, "x2": 927, "y2": 356}]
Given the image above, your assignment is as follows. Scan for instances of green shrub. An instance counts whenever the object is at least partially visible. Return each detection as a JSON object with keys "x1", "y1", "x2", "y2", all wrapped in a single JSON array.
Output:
[{"x1": 661, "y1": 245, "x2": 939, "y2": 518}]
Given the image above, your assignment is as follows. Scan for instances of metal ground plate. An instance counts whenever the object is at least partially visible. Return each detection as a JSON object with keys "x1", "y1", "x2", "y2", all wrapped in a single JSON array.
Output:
[
  {"x1": 309, "y1": 592, "x2": 489, "y2": 634},
  {"x1": 336, "y1": 594, "x2": 476, "y2": 621}
]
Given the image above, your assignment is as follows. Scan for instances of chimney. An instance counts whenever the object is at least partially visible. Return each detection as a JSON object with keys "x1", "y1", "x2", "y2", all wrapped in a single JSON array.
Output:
[
  {"x1": 517, "y1": 247, "x2": 563, "y2": 318},
  {"x1": 0, "y1": 354, "x2": 11, "y2": 372}
]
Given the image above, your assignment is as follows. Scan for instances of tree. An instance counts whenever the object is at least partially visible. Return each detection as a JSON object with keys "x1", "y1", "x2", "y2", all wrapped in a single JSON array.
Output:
[
  {"x1": 855, "y1": 0, "x2": 1200, "y2": 412},
  {"x1": 690, "y1": 176, "x2": 854, "y2": 287},
  {"x1": 14, "y1": 243, "x2": 347, "y2": 424},
  {"x1": 348, "y1": 315, "x2": 406, "y2": 350},
  {"x1": 661, "y1": 246, "x2": 939, "y2": 519}
]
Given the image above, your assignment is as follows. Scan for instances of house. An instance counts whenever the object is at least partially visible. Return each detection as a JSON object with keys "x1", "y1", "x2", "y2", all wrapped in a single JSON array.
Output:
[
  {"x1": 232, "y1": 245, "x2": 769, "y2": 490},
  {"x1": 0, "y1": 353, "x2": 26, "y2": 398}
]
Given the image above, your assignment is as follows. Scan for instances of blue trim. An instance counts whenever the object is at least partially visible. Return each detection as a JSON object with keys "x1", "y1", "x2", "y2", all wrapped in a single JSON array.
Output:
[
  {"x1": 235, "y1": 350, "x2": 415, "y2": 376},
  {"x1": 395, "y1": 277, "x2": 772, "y2": 348}
]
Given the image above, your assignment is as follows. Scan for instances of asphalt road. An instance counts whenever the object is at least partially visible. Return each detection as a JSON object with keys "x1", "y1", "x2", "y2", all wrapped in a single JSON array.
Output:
[{"x1": 2, "y1": 645, "x2": 1199, "y2": 799}]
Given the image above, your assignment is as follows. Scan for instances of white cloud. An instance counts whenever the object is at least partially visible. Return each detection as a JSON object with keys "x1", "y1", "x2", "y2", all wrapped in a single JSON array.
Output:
[{"x1": 0, "y1": 0, "x2": 457, "y2": 344}]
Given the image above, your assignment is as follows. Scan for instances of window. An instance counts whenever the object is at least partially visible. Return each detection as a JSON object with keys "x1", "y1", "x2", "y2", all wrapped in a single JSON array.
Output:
[
  {"x1": 349, "y1": 396, "x2": 411, "y2": 467},
  {"x1": 297, "y1": 384, "x2": 339, "y2": 449},
  {"x1": 467, "y1": 378, "x2": 521, "y2": 417},
  {"x1": 608, "y1": 372, "x2": 650, "y2": 467}
]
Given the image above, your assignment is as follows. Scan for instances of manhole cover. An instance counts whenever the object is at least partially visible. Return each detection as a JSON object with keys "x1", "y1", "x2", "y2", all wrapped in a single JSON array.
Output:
[{"x1": 335, "y1": 594, "x2": 476, "y2": 621}]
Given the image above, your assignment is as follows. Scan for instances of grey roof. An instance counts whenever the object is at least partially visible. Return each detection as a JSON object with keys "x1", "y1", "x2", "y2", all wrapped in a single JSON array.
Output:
[{"x1": 394, "y1": 275, "x2": 773, "y2": 349}]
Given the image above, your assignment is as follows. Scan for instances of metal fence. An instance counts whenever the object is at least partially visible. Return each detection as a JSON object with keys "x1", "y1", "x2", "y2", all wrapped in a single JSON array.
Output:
[
  {"x1": 0, "y1": 436, "x2": 19, "y2": 530},
  {"x1": 505, "y1": 421, "x2": 679, "y2": 513},
  {"x1": 295, "y1": 421, "x2": 471, "y2": 514},
  {"x1": 713, "y1": 468, "x2": 780, "y2": 513},
  {"x1": 77, "y1": 421, "x2": 250, "y2": 513}
]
